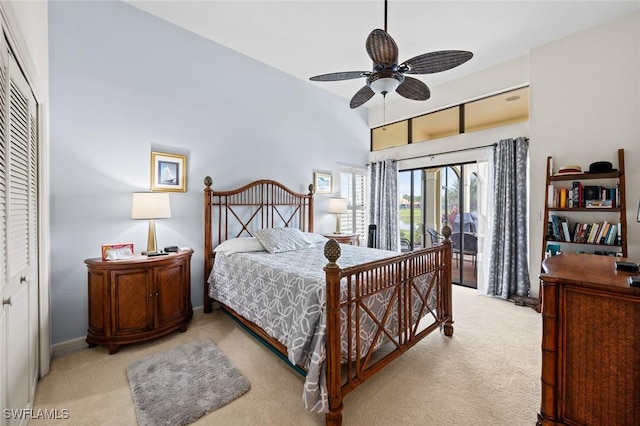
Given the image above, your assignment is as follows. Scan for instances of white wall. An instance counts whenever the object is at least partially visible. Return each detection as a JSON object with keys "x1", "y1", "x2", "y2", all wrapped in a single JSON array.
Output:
[{"x1": 48, "y1": 1, "x2": 370, "y2": 344}]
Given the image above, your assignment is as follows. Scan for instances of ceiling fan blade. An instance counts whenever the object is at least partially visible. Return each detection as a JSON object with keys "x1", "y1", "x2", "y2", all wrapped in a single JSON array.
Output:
[
  {"x1": 309, "y1": 71, "x2": 369, "y2": 82},
  {"x1": 396, "y1": 77, "x2": 430, "y2": 101},
  {"x1": 366, "y1": 29, "x2": 398, "y2": 66},
  {"x1": 350, "y1": 85, "x2": 375, "y2": 109},
  {"x1": 401, "y1": 50, "x2": 473, "y2": 74}
]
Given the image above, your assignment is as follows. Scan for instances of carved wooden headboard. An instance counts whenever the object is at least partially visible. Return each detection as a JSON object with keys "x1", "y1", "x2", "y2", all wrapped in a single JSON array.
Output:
[{"x1": 203, "y1": 176, "x2": 314, "y2": 310}]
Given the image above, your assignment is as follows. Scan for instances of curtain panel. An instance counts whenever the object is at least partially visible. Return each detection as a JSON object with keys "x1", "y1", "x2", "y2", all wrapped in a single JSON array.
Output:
[
  {"x1": 368, "y1": 160, "x2": 398, "y2": 251},
  {"x1": 486, "y1": 137, "x2": 531, "y2": 299}
]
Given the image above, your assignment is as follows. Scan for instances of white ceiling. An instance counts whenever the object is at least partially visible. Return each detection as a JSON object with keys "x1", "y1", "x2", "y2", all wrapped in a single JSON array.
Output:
[{"x1": 125, "y1": 1, "x2": 640, "y2": 108}]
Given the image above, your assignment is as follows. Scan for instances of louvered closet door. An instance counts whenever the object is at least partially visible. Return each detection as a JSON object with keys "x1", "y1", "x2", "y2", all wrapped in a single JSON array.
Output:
[
  {"x1": 0, "y1": 33, "x2": 8, "y2": 425},
  {"x1": 0, "y1": 37, "x2": 39, "y2": 423}
]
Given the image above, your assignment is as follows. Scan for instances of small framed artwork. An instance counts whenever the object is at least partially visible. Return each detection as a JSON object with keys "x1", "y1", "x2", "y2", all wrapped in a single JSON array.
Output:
[
  {"x1": 151, "y1": 151, "x2": 187, "y2": 192},
  {"x1": 314, "y1": 172, "x2": 332, "y2": 194},
  {"x1": 637, "y1": 199, "x2": 640, "y2": 222}
]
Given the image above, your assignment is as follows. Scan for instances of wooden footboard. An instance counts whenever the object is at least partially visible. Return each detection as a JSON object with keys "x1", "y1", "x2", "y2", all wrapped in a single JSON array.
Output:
[
  {"x1": 323, "y1": 237, "x2": 453, "y2": 426},
  {"x1": 203, "y1": 177, "x2": 453, "y2": 426}
]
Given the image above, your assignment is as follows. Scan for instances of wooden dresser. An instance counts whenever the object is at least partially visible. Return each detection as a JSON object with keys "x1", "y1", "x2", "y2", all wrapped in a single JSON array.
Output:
[
  {"x1": 85, "y1": 249, "x2": 193, "y2": 354},
  {"x1": 538, "y1": 253, "x2": 640, "y2": 426}
]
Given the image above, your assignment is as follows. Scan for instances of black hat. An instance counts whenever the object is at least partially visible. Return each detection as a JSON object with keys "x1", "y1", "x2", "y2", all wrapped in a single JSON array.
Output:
[{"x1": 586, "y1": 161, "x2": 616, "y2": 173}]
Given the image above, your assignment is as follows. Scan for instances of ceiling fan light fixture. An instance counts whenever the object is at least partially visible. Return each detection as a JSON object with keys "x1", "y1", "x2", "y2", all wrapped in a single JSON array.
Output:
[{"x1": 368, "y1": 72, "x2": 403, "y2": 94}]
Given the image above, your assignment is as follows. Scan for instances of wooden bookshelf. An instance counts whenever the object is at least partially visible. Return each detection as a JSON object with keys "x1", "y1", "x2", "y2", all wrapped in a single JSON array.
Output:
[{"x1": 537, "y1": 148, "x2": 627, "y2": 312}]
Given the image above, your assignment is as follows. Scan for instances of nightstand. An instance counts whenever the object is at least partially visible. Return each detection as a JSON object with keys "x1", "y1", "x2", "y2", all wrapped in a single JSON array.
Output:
[
  {"x1": 324, "y1": 233, "x2": 360, "y2": 246},
  {"x1": 84, "y1": 249, "x2": 193, "y2": 354}
]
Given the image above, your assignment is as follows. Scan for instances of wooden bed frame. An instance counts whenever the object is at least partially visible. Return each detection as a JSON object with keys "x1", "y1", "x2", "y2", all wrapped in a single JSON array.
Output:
[{"x1": 203, "y1": 177, "x2": 453, "y2": 426}]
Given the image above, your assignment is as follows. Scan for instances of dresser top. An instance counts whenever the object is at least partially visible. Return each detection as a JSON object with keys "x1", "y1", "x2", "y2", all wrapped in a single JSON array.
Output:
[
  {"x1": 85, "y1": 249, "x2": 193, "y2": 266},
  {"x1": 540, "y1": 253, "x2": 640, "y2": 295}
]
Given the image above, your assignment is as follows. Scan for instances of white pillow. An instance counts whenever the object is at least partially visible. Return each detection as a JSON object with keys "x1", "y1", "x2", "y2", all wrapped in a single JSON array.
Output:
[
  {"x1": 302, "y1": 232, "x2": 329, "y2": 245},
  {"x1": 214, "y1": 237, "x2": 265, "y2": 255},
  {"x1": 254, "y1": 227, "x2": 312, "y2": 254}
]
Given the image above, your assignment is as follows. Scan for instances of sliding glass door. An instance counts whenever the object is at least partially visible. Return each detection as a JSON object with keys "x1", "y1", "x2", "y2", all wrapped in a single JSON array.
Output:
[{"x1": 399, "y1": 163, "x2": 481, "y2": 289}]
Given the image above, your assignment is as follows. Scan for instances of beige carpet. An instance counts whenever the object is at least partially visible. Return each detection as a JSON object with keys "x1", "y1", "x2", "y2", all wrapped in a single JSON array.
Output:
[{"x1": 31, "y1": 285, "x2": 541, "y2": 426}]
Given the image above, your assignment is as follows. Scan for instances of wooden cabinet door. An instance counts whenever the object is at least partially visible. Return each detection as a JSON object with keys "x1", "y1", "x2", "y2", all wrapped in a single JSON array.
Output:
[
  {"x1": 110, "y1": 269, "x2": 153, "y2": 336},
  {"x1": 154, "y1": 261, "x2": 186, "y2": 329}
]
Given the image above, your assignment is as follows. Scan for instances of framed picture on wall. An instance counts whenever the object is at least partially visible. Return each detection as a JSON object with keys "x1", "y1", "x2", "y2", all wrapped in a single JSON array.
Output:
[
  {"x1": 314, "y1": 172, "x2": 332, "y2": 194},
  {"x1": 151, "y1": 151, "x2": 187, "y2": 192}
]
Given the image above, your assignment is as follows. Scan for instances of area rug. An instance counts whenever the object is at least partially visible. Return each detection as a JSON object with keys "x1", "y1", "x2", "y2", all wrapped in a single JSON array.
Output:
[{"x1": 126, "y1": 339, "x2": 250, "y2": 426}]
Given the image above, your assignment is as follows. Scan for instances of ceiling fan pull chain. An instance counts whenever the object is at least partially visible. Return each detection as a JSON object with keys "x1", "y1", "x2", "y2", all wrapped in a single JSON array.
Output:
[{"x1": 383, "y1": 95, "x2": 387, "y2": 130}]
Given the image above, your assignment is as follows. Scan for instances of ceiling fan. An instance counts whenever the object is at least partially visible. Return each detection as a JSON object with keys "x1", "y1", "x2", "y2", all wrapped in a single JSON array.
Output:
[{"x1": 309, "y1": 1, "x2": 473, "y2": 109}]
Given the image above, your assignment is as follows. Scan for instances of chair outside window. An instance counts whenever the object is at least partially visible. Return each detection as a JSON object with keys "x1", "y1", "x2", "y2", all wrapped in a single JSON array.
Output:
[
  {"x1": 427, "y1": 227, "x2": 444, "y2": 247},
  {"x1": 450, "y1": 232, "x2": 478, "y2": 276}
]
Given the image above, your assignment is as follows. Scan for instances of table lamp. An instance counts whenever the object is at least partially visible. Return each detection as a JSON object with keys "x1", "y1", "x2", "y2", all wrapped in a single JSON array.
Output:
[
  {"x1": 328, "y1": 197, "x2": 348, "y2": 234},
  {"x1": 131, "y1": 192, "x2": 172, "y2": 254}
]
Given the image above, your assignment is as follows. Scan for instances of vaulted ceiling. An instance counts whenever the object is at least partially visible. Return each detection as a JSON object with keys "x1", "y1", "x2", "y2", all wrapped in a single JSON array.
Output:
[{"x1": 126, "y1": 1, "x2": 640, "y2": 108}]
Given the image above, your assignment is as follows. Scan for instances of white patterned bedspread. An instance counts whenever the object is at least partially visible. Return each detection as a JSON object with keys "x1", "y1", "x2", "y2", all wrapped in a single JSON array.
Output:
[{"x1": 208, "y1": 243, "x2": 432, "y2": 413}]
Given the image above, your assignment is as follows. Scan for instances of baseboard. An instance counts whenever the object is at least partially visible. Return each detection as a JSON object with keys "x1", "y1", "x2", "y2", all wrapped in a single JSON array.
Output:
[
  {"x1": 51, "y1": 336, "x2": 89, "y2": 359},
  {"x1": 51, "y1": 306, "x2": 206, "y2": 359}
]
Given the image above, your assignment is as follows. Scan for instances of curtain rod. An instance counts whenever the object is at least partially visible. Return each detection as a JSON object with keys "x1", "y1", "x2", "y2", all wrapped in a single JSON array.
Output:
[
  {"x1": 370, "y1": 137, "x2": 529, "y2": 164},
  {"x1": 399, "y1": 142, "x2": 497, "y2": 163},
  {"x1": 395, "y1": 137, "x2": 529, "y2": 162}
]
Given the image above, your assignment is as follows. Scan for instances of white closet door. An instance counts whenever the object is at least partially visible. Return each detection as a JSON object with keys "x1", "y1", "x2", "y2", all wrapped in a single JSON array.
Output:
[
  {"x1": 0, "y1": 31, "x2": 9, "y2": 426},
  {"x1": 1, "y1": 36, "x2": 38, "y2": 424}
]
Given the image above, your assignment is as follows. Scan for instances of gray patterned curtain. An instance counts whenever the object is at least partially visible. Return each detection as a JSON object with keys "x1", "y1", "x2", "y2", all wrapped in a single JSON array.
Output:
[
  {"x1": 368, "y1": 160, "x2": 398, "y2": 251},
  {"x1": 486, "y1": 137, "x2": 531, "y2": 298}
]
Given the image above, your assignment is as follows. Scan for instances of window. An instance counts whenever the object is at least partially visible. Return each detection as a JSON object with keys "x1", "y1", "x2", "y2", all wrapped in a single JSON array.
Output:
[
  {"x1": 371, "y1": 121, "x2": 408, "y2": 151},
  {"x1": 412, "y1": 106, "x2": 460, "y2": 143},
  {"x1": 465, "y1": 87, "x2": 529, "y2": 132},
  {"x1": 339, "y1": 165, "x2": 367, "y2": 242},
  {"x1": 370, "y1": 86, "x2": 530, "y2": 151}
]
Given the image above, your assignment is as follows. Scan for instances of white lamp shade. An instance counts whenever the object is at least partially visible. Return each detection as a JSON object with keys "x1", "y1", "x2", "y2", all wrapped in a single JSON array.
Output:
[
  {"x1": 131, "y1": 192, "x2": 172, "y2": 219},
  {"x1": 328, "y1": 197, "x2": 348, "y2": 214},
  {"x1": 369, "y1": 77, "x2": 400, "y2": 94}
]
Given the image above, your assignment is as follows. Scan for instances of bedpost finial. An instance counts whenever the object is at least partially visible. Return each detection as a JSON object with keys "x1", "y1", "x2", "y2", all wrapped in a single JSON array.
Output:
[
  {"x1": 441, "y1": 224, "x2": 452, "y2": 239},
  {"x1": 308, "y1": 183, "x2": 314, "y2": 195},
  {"x1": 204, "y1": 176, "x2": 213, "y2": 188},
  {"x1": 324, "y1": 239, "x2": 341, "y2": 264}
]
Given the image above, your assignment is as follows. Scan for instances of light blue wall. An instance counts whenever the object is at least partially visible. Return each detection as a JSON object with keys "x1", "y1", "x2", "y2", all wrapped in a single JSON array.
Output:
[{"x1": 48, "y1": 1, "x2": 370, "y2": 344}]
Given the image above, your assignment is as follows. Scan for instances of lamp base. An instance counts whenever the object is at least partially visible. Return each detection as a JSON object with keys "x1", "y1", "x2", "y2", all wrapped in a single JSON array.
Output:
[{"x1": 146, "y1": 219, "x2": 158, "y2": 254}]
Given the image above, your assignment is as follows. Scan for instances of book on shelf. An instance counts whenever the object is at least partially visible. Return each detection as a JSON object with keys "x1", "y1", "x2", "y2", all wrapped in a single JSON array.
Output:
[
  {"x1": 572, "y1": 181, "x2": 583, "y2": 208},
  {"x1": 559, "y1": 188, "x2": 568, "y2": 208},
  {"x1": 549, "y1": 215, "x2": 571, "y2": 242},
  {"x1": 563, "y1": 221, "x2": 620, "y2": 246},
  {"x1": 547, "y1": 184, "x2": 555, "y2": 208},
  {"x1": 561, "y1": 221, "x2": 571, "y2": 242}
]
